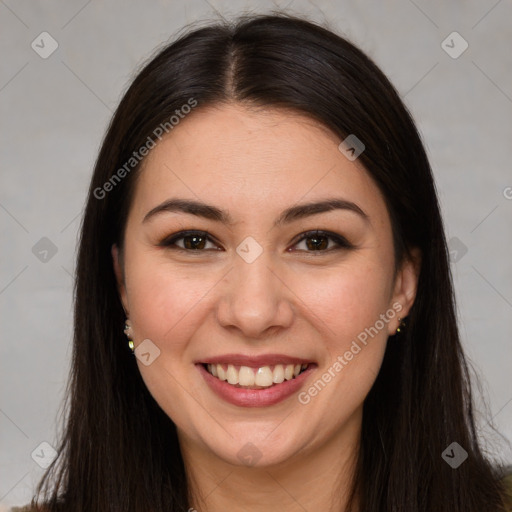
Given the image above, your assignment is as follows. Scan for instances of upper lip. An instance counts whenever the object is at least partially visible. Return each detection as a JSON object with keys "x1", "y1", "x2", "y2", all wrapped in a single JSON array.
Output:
[{"x1": 197, "y1": 353, "x2": 314, "y2": 367}]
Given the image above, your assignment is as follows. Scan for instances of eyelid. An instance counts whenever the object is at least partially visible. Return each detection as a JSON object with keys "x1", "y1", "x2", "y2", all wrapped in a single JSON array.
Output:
[
  {"x1": 160, "y1": 229, "x2": 353, "y2": 253},
  {"x1": 159, "y1": 230, "x2": 220, "y2": 250},
  {"x1": 291, "y1": 230, "x2": 354, "y2": 251}
]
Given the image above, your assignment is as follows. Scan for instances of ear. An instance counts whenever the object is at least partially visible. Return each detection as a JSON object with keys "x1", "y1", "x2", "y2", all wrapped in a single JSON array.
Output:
[
  {"x1": 387, "y1": 247, "x2": 421, "y2": 336},
  {"x1": 112, "y1": 244, "x2": 129, "y2": 315}
]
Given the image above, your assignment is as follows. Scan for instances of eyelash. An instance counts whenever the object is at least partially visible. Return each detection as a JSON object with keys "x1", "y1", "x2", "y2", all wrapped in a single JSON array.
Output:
[{"x1": 159, "y1": 229, "x2": 354, "y2": 254}]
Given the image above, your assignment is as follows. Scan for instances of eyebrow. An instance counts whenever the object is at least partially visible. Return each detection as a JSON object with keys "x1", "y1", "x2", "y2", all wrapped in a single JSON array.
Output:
[{"x1": 143, "y1": 197, "x2": 369, "y2": 226}]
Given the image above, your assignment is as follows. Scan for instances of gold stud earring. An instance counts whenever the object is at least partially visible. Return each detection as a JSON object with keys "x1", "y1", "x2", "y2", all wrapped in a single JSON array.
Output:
[
  {"x1": 123, "y1": 319, "x2": 134, "y2": 353},
  {"x1": 396, "y1": 317, "x2": 406, "y2": 334}
]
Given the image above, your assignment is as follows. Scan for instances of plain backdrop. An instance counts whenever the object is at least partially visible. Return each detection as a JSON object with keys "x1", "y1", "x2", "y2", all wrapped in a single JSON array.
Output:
[{"x1": 1, "y1": 0, "x2": 511, "y2": 507}]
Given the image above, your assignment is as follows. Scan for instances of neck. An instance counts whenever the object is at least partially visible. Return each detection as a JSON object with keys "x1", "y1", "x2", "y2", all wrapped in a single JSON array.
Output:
[{"x1": 179, "y1": 408, "x2": 362, "y2": 512}]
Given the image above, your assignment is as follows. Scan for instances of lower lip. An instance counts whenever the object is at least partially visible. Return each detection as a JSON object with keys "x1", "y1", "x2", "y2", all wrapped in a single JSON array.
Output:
[{"x1": 197, "y1": 363, "x2": 315, "y2": 408}]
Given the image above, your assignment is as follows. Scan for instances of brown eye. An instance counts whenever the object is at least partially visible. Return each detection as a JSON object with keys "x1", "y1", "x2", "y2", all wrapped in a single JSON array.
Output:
[
  {"x1": 160, "y1": 229, "x2": 352, "y2": 254},
  {"x1": 292, "y1": 230, "x2": 353, "y2": 253},
  {"x1": 161, "y1": 231, "x2": 220, "y2": 251}
]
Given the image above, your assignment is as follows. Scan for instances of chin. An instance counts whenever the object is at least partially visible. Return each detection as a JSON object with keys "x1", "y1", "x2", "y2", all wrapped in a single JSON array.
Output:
[{"x1": 198, "y1": 423, "x2": 310, "y2": 469}]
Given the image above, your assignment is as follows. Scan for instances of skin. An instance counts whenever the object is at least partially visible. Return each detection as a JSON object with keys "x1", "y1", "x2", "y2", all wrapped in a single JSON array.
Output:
[{"x1": 113, "y1": 103, "x2": 420, "y2": 511}]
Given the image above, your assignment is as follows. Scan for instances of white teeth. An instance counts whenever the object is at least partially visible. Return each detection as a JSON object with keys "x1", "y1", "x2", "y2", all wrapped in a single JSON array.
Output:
[
  {"x1": 226, "y1": 364, "x2": 238, "y2": 385},
  {"x1": 206, "y1": 362, "x2": 309, "y2": 388},
  {"x1": 238, "y1": 366, "x2": 255, "y2": 386},
  {"x1": 284, "y1": 364, "x2": 294, "y2": 380},
  {"x1": 272, "y1": 364, "x2": 285, "y2": 383},
  {"x1": 217, "y1": 365, "x2": 227, "y2": 381},
  {"x1": 255, "y1": 367, "x2": 273, "y2": 387}
]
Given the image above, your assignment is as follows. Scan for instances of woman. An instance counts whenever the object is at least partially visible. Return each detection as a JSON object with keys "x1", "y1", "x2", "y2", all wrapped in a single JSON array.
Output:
[{"x1": 14, "y1": 13, "x2": 512, "y2": 512}]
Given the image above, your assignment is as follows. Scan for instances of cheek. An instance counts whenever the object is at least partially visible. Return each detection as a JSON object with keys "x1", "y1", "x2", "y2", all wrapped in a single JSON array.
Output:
[
  {"x1": 123, "y1": 252, "x2": 214, "y2": 348},
  {"x1": 296, "y1": 261, "x2": 393, "y2": 346},
  {"x1": 123, "y1": 255, "x2": 210, "y2": 419},
  {"x1": 125, "y1": 250, "x2": 394, "y2": 352},
  {"x1": 292, "y1": 263, "x2": 393, "y2": 417}
]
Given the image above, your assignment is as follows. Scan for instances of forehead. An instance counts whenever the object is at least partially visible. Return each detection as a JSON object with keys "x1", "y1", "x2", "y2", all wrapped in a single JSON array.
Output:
[{"x1": 129, "y1": 103, "x2": 388, "y2": 227}]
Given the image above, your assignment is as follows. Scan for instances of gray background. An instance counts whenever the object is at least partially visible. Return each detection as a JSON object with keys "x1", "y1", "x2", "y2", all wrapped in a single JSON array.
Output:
[{"x1": 1, "y1": 0, "x2": 511, "y2": 507}]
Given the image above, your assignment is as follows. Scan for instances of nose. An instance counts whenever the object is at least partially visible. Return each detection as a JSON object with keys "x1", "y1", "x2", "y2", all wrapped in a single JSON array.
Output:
[{"x1": 215, "y1": 247, "x2": 294, "y2": 340}]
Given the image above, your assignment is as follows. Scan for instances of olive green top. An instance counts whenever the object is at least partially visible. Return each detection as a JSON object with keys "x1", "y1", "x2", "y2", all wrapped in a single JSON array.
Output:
[
  {"x1": 502, "y1": 472, "x2": 512, "y2": 510},
  {"x1": 7, "y1": 473, "x2": 512, "y2": 511}
]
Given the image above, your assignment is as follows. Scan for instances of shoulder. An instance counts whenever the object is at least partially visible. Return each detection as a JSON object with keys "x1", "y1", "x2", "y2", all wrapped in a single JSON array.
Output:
[
  {"x1": 4, "y1": 506, "x2": 42, "y2": 512},
  {"x1": 503, "y1": 471, "x2": 512, "y2": 511}
]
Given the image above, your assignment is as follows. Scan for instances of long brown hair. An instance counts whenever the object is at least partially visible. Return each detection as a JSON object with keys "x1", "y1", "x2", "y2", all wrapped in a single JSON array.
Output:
[{"x1": 33, "y1": 13, "x2": 509, "y2": 511}]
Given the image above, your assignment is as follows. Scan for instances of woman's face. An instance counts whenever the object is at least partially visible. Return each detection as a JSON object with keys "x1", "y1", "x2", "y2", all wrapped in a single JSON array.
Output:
[{"x1": 113, "y1": 103, "x2": 418, "y2": 468}]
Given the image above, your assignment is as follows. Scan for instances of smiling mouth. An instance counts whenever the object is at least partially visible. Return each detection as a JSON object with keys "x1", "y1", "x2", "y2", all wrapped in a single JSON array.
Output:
[{"x1": 202, "y1": 363, "x2": 311, "y2": 389}]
